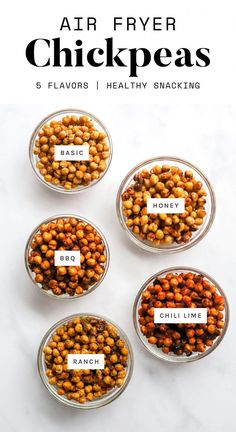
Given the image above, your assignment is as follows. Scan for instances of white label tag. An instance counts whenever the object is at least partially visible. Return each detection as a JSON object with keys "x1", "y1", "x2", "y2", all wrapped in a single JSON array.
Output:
[
  {"x1": 54, "y1": 144, "x2": 89, "y2": 161},
  {"x1": 67, "y1": 354, "x2": 105, "y2": 370},
  {"x1": 154, "y1": 308, "x2": 207, "y2": 324},
  {"x1": 54, "y1": 250, "x2": 80, "y2": 266},
  {"x1": 147, "y1": 198, "x2": 185, "y2": 214}
]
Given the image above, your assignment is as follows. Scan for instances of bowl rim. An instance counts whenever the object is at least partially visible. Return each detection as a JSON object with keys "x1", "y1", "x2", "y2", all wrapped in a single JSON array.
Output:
[
  {"x1": 116, "y1": 156, "x2": 216, "y2": 254},
  {"x1": 24, "y1": 214, "x2": 110, "y2": 299},
  {"x1": 133, "y1": 266, "x2": 229, "y2": 363},
  {"x1": 29, "y1": 108, "x2": 113, "y2": 194},
  {"x1": 37, "y1": 312, "x2": 134, "y2": 409}
]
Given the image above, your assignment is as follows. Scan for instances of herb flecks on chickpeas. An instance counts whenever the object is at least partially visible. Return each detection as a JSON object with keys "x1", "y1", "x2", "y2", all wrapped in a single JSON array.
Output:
[
  {"x1": 44, "y1": 317, "x2": 129, "y2": 403},
  {"x1": 138, "y1": 272, "x2": 225, "y2": 356},
  {"x1": 122, "y1": 165, "x2": 207, "y2": 246},
  {"x1": 28, "y1": 217, "x2": 107, "y2": 296},
  {"x1": 33, "y1": 115, "x2": 110, "y2": 190}
]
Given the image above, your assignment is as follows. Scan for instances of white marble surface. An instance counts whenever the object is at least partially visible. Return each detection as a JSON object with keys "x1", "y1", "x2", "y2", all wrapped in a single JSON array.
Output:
[{"x1": 0, "y1": 104, "x2": 235, "y2": 432}]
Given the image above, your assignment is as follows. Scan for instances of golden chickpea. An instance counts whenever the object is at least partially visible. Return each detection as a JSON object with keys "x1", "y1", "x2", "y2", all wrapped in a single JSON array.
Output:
[
  {"x1": 83, "y1": 173, "x2": 91, "y2": 183},
  {"x1": 41, "y1": 260, "x2": 50, "y2": 270},
  {"x1": 110, "y1": 354, "x2": 118, "y2": 363},
  {"x1": 42, "y1": 232, "x2": 52, "y2": 243},
  {"x1": 159, "y1": 213, "x2": 167, "y2": 220},
  {"x1": 75, "y1": 324, "x2": 83, "y2": 333},
  {"x1": 68, "y1": 267, "x2": 77, "y2": 276},
  {"x1": 64, "y1": 182, "x2": 72, "y2": 190},
  {"x1": 103, "y1": 376, "x2": 112, "y2": 385},
  {"x1": 86, "y1": 258, "x2": 96, "y2": 267},
  {"x1": 165, "y1": 217, "x2": 172, "y2": 226},
  {"x1": 149, "y1": 223, "x2": 158, "y2": 232},
  {"x1": 185, "y1": 181, "x2": 193, "y2": 191},
  {"x1": 103, "y1": 346, "x2": 111, "y2": 354},
  {"x1": 132, "y1": 205, "x2": 140, "y2": 214},
  {"x1": 55, "y1": 365, "x2": 63, "y2": 374},
  {"x1": 33, "y1": 255, "x2": 42, "y2": 265},
  {"x1": 150, "y1": 174, "x2": 158, "y2": 185},
  {"x1": 155, "y1": 229, "x2": 164, "y2": 240},
  {"x1": 57, "y1": 266, "x2": 67, "y2": 276},
  {"x1": 81, "y1": 335, "x2": 89, "y2": 344},
  {"x1": 123, "y1": 200, "x2": 133, "y2": 209},
  {"x1": 186, "y1": 216, "x2": 195, "y2": 226},
  {"x1": 164, "y1": 235, "x2": 173, "y2": 244},
  {"x1": 35, "y1": 274, "x2": 44, "y2": 283}
]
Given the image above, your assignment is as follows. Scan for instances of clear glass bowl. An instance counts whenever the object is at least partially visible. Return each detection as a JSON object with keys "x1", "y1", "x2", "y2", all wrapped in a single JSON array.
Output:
[
  {"x1": 37, "y1": 313, "x2": 134, "y2": 409},
  {"x1": 25, "y1": 214, "x2": 110, "y2": 299},
  {"x1": 116, "y1": 156, "x2": 216, "y2": 253},
  {"x1": 133, "y1": 266, "x2": 229, "y2": 363},
  {"x1": 29, "y1": 109, "x2": 113, "y2": 193}
]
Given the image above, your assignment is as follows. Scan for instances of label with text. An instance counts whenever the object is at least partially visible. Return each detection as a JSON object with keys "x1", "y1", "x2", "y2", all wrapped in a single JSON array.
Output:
[
  {"x1": 154, "y1": 308, "x2": 207, "y2": 324},
  {"x1": 54, "y1": 250, "x2": 80, "y2": 266},
  {"x1": 54, "y1": 144, "x2": 89, "y2": 161},
  {"x1": 67, "y1": 354, "x2": 105, "y2": 370},
  {"x1": 147, "y1": 198, "x2": 185, "y2": 214}
]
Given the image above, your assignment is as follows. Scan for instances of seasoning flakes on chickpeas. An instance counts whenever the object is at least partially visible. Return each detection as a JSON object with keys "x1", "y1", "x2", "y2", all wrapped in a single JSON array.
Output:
[{"x1": 43, "y1": 316, "x2": 129, "y2": 404}]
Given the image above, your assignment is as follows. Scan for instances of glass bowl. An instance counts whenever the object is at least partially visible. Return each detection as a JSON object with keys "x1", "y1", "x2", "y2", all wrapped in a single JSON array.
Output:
[
  {"x1": 29, "y1": 109, "x2": 113, "y2": 193},
  {"x1": 25, "y1": 214, "x2": 110, "y2": 299},
  {"x1": 37, "y1": 313, "x2": 134, "y2": 409},
  {"x1": 133, "y1": 266, "x2": 229, "y2": 363},
  {"x1": 116, "y1": 156, "x2": 216, "y2": 253}
]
